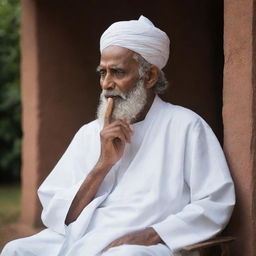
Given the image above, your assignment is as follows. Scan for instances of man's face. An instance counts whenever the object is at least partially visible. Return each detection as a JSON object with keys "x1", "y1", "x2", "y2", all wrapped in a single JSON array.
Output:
[
  {"x1": 96, "y1": 46, "x2": 148, "y2": 124},
  {"x1": 97, "y1": 45, "x2": 141, "y2": 94}
]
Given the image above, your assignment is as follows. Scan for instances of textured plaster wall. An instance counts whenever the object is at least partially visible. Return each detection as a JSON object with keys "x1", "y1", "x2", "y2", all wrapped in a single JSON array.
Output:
[
  {"x1": 20, "y1": 0, "x2": 41, "y2": 226},
  {"x1": 253, "y1": 0, "x2": 256, "y2": 252},
  {"x1": 223, "y1": 0, "x2": 256, "y2": 255}
]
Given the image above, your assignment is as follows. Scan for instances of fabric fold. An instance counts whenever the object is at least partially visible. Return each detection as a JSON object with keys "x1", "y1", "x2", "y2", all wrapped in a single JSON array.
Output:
[{"x1": 100, "y1": 15, "x2": 170, "y2": 69}]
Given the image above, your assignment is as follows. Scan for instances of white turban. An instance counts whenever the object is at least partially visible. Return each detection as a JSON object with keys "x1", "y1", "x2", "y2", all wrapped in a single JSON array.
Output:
[{"x1": 100, "y1": 16, "x2": 170, "y2": 70}]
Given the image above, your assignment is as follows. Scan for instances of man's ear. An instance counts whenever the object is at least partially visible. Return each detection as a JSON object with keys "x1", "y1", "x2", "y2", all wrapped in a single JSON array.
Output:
[{"x1": 144, "y1": 65, "x2": 159, "y2": 89}]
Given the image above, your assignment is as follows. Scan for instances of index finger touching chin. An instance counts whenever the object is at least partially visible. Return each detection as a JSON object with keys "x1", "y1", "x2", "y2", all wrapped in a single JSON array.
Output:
[{"x1": 104, "y1": 97, "x2": 114, "y2": 127}]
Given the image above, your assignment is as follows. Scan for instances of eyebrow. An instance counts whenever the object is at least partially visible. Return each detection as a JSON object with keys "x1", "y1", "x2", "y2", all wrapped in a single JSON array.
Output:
[{"x1": 96, "y1": 65, "x2": 125, "y2": 72}]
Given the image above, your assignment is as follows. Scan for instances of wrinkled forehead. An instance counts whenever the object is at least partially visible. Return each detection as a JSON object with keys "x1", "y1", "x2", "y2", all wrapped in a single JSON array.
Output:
[{"x1": 99, "y1": 45, "x2": 138, "y2": 68}]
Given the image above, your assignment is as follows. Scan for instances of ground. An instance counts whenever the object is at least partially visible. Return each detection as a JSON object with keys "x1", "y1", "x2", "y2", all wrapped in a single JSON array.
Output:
[{"x1": 0, "y1": 184, "x2": 40, "y2": 251}]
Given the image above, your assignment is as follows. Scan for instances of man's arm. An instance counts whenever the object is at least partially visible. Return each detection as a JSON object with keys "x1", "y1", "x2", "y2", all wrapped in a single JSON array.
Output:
[
  {"x1": 65, "y1": 161, "x2": 112, "y2": 225},
  {"x1": 65, "y1": 98, "x2": 133, "y2": 225}
]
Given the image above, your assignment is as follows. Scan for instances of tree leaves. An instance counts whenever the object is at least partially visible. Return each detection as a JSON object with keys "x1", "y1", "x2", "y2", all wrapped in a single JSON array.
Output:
[{"x1": 0, "y1": 0, "x2": 21, "y2": 182}]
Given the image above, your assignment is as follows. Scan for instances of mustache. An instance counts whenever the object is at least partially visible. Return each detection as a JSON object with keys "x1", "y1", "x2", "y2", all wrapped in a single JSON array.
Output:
[{"x1": 102, "y1": 89, "x2": 127, "y2": 100}]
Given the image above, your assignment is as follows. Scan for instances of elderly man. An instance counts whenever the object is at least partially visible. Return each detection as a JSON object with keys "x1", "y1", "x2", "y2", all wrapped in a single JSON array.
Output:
[{"x1": 1, "y1": 16, "x2": 235, "y2": 256}]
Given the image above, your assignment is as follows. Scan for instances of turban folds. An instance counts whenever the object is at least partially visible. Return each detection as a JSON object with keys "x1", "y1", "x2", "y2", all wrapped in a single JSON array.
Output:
[{"x1": 100, "y1": 16, "x2": 170, "y2": 70}]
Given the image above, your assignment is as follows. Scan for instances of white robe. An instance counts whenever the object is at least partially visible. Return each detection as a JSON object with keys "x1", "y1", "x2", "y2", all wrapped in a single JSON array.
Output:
[{"x1": 1, "y1": 95, "x2": 235, "y2": 256}]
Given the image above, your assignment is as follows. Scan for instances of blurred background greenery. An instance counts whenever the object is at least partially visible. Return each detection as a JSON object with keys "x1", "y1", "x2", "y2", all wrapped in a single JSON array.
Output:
[
  {"x1": 0, "y1": 184, "x2": 20, "y2": 224},
  {"x1": 0, "y1": 0, "x2": 21, "y2": 183},
  {"x1": 0, "y1": 1, "x2": 21, "y2": 249}
]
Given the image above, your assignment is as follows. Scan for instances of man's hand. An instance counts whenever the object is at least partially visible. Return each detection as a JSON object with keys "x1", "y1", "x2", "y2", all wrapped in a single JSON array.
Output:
[
  {"x1": 98, "y1": 97, "x2": 133, "y2": 167},
  {"x1": 103, "y1": 227, "x2": 164, "y2": 252}
]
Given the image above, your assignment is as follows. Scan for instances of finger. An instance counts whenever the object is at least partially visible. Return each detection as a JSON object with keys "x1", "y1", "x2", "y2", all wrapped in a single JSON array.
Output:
[
  {"x1": 123, "y1": 119, "x2": 134, "y2": 133},
  {"x1": 104, "y1": 118, "x2": 133, "y2": 135},
  {"x1": 105, "y1": 120, "x2": 133, "y2": 136},
  {"x1": 103, "y1": 241, "x2": 121, "y2": 252},
  {"x1": 118, "y1": 119, "x2": 134, "y2": 134},
  {"x1": 103, "y1": 240, "x2": 118, "y2": 251},
  {"x1": 104, "y1": 97, "x2": 114, "y2": 127},
  {"x1": 102, "y1": 244, "x2": 112, "y2": 252},
  {"x1": 103, "y1": 126, "x2": 131, "y2": 143},
  {"x1": 103, "y1": 130, "x2": 127, "y2": 144},
  {"x1": 119, "y1": 125, "x2": 131, "y2": 143}
]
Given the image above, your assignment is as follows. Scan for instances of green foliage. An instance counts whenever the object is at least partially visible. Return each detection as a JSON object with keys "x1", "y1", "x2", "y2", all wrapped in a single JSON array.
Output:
[
  {"x1": 0, "y1": 0, "x2": 21, "y2": 182},
  {"x1": 0, "y1": 184, "x2": 20, "y2": 223}
]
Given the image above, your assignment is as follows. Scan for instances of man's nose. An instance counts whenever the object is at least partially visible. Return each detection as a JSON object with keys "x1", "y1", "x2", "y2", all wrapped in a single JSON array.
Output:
[{"x1": 101, "y1": 73, "x2": 115, "y2": 90}]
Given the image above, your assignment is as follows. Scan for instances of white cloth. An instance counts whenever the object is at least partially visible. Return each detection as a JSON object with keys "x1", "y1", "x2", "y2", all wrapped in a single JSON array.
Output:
[
  {"x1": 100, "y1": 16, "x2": 170, "y2": 70},
  {"x1": 1, "y1": 229, "x2": 175, "y2": 256},
  {"x1": 1, "y1": 96, "x2": 235, "y2": 256},
  {"x1": 1, "y1": 229, "x2": 64, "y2": 256}
]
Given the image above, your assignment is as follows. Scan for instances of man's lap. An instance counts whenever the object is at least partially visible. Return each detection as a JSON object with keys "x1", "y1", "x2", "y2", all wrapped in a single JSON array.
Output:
[
  {"x1": 0, "y1": 228, "x2": 64, "y2": 256},
  {"x1": 101, "y1": 243, "x2": 174, "y2": 256},
  {"x1": 1, "y1": 229, "x2": 199, "y2": 256},
  {"x1": 1, "y1": 233, "x2": 172, "y2": 256}
]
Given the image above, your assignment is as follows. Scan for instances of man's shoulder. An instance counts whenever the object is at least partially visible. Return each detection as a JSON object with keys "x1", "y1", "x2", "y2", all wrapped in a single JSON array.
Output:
[
  {"x1": 161, "y1": 100, "x2": 203, "y2": 126},
  {"x1": 76, "y1": 119, "x2": 100, "y2": 136},
  {"x1": 82, "y1": 119, "x2": 100, "y2": 129},
  {"x1": 159, "y1": 101, "x2": 213, "y2": 138}
]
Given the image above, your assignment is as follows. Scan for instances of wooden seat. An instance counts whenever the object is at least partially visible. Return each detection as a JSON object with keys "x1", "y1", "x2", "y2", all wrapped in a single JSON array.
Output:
[{"x1": 181, "y1": 236, "x2": 235, "y2": 256}]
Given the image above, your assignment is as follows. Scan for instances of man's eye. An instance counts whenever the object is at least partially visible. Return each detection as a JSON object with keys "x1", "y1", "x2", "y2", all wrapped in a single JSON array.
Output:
[
  {"x1": 98, "y1": 70, "x2": 106, "y2": 76},
  {"x1": 113, "y1": 69, "x2": 125, "y2": 75}
]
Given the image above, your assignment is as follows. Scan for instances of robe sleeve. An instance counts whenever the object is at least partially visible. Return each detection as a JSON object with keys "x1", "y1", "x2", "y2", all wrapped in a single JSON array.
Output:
[
  {"x1": 151, "y1": 118, "x2": 235, "y2": 253},
  {"x1": 37, "y1": 125, "x2": 93, "y2": 235}
]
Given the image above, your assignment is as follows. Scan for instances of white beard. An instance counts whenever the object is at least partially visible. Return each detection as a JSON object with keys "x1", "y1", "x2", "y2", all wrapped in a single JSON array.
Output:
[{"x1": 97, "y1": 79, "x2": 147, "y2": 124}]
